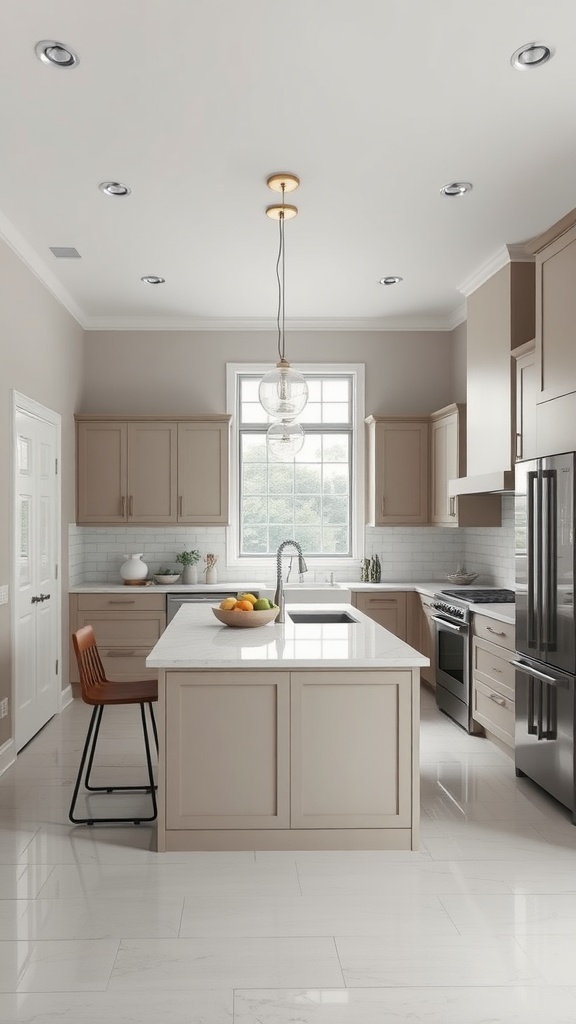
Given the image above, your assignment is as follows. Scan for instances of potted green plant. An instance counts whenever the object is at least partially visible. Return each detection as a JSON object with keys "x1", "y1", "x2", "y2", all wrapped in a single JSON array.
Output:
[{"x1": 176, "y1": 549, "x2": 201, "y2": 584}]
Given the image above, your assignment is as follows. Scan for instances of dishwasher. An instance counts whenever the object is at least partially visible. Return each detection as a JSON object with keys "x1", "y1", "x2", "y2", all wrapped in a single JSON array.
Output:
[{"x1": 166, "y1": 591, "x2": 259, "y2": 623}]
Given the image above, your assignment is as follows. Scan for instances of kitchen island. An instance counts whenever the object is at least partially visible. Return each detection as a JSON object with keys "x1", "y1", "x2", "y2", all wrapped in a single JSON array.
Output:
[{"x1": 146, "y1": 602, "x2": 428, "y2": 852}]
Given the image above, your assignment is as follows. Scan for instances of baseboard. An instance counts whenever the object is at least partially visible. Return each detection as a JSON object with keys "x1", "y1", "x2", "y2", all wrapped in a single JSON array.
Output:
[
  {"x1": 0, "y1": 738, "x2": 16, "y2": 778},
  {"x1": 59, "y1": 685, "x2": 74, "y2": 712}
]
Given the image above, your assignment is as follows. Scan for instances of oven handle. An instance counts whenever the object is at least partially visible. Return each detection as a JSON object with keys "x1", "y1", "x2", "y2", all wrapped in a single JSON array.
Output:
[{"x1": 431, "y1": 616, "x2": 466, "y2": 633}]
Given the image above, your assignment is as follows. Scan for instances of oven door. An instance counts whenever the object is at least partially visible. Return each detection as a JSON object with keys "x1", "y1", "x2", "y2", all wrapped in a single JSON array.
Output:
[{"x1": 432, "y1": 614, "x2": 471, "y2": 730}]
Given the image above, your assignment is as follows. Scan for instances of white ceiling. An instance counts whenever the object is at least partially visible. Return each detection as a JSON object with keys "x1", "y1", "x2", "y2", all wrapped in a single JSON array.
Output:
[{"x1": 1, "y1": 0, "x2": 576, "y2": 331}]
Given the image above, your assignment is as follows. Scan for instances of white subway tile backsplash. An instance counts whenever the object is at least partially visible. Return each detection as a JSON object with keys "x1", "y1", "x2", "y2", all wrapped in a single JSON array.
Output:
[{"x1": 69, "y1": 496, "x2": 516, "y2": 586}]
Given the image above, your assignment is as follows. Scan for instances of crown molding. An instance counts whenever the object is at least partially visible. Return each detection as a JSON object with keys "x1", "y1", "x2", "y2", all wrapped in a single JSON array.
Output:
[
  {"x1": 458, "y1": 244, "x2": 534, "y2": 297},
  {"x1": 83, "y1": 312, "x2": 461, "y2": 332},
  {"x1": 0, "y1": 210, "x2": 86, "y2": 327}
]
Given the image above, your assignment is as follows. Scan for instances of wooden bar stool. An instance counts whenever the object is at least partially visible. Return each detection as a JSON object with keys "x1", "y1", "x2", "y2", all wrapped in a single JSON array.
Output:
[{"x1": 69, "y1": 625, "x2": 158, "y2": 826}]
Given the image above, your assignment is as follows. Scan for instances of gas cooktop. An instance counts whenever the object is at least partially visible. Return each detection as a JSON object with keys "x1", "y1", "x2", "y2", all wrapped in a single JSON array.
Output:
[{"x1": 441, "y1": 589, "x2": 515, "y2": 604}]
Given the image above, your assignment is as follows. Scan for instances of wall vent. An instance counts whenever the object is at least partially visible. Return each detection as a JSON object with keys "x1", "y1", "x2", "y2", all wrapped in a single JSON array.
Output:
[{"x1": 49, "y1": 246, "x2": 81, "y2": 258}]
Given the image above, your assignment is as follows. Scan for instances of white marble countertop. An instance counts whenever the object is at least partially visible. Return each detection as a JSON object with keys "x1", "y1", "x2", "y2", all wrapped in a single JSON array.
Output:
[{"x1": 146, "y1": 602, "x2": 430, "y2": 670}]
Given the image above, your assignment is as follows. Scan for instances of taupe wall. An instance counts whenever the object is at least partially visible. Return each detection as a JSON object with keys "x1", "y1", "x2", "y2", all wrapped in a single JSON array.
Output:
[
  {"x1": 0, "y1": 238, "x2": 84, "y2": 748},
  {"x1": 81, "y1": 329, "x2": 458, "y2": 415},
  {"x1": 452, "y1": 320, "x2": 467, "y2": 404}
]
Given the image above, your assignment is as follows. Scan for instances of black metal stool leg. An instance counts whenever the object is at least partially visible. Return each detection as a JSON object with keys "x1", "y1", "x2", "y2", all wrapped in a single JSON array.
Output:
[
  {"x1": 69, "y1": 706, "x2": 100, "y2": 824},
  {"x1": 148, "y1": 701, "x2": 159, "y2": 753},
  {"x1": 69, "y1": 702, "x2": 158, "y2": 826}
]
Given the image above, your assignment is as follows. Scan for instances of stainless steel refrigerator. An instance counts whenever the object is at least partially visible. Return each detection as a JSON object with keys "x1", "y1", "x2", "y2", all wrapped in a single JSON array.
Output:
[{"x1": 515, "y1": 452, "x2": 576, "y2": 821}]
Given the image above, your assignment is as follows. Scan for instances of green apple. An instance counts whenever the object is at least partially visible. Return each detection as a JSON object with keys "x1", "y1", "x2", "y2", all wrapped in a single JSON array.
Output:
[{"x1": 253, "y1": 598, "x2": 271, "y2": 610}]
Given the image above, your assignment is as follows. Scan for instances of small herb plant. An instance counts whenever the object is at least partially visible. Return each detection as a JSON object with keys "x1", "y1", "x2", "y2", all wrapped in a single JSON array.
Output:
[
  {"x1": 155, "y1": 567, "x2": 179, "y2": 575},
  {"x1": 176, "y1": 550, "x2": 200, "y2": 567}
]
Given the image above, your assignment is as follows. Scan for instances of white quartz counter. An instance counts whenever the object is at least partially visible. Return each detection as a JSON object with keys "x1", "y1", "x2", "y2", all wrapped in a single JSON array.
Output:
[
  {"x1": 146, "y1": 602, "x2": 429, "y2": 670},
  {"x1": 469, "y1": 602, "x2": 515, "y2": 625}
]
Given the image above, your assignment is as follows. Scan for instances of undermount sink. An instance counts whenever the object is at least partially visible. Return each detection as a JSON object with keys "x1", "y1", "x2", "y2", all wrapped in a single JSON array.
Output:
[{"x1": 288, "y1": 611, "x2": 358, "y2": 624}]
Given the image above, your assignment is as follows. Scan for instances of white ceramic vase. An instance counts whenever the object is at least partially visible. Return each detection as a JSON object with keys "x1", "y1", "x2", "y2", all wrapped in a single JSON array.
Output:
[
  {"x1": 181, "y1": 565, "x2": 198, "y2": 584},
  {"x1": 120, "y1": 553, "x2": 148, "y2": 581},
  {"x1": 206, "y1": 566, "x2": 217, "y2": 585}
]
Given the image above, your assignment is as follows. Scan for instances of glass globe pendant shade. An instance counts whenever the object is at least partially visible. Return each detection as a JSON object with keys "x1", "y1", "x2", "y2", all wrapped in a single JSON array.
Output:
[
  {"x1": 259, "y1": 359, "x2": 308, "y2": 418},
  {"x1": 266, "y1": 419, "x2": 305, "y2": 461}
]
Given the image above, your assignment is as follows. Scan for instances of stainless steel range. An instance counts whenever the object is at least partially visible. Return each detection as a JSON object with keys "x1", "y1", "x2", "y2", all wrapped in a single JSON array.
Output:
[{"x1": 431, "y1": 589, "x2": 515, "y2": 732}]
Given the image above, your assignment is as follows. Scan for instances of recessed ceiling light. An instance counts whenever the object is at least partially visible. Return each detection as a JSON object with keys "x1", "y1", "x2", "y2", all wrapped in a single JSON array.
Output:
[
  {"x1": 511, "y1": 42, "x2": 555, "y2": 70},
  {"x1": 99, "y1": 181, "x2": 131, "y2": 197},
  {"x1": 49, "y1": 246, "x2": 81, "y2": 259},
  {"x1": 35, "y1": 40, "x2": 79, "y2": 68},
  {"x1": 379, "y1": 276, "x2": 403, "y2": 286},
  {"x1": 439, "y1": 182, "x2": 473, "y2": 197},
  {"x1": 141, "y1": 276, "x2": 165, "y2": 285}
]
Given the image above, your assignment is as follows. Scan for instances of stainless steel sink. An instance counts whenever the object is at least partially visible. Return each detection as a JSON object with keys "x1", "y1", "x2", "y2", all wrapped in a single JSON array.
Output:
[{"x1": 288, "y1": 611, "x2": 358, "y2": 624}]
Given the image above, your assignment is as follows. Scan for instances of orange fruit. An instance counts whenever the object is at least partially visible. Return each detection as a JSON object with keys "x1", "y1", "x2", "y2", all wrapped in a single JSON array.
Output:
[{"x1": 234, "y1": 599, "x2": 254, "y2": 611}]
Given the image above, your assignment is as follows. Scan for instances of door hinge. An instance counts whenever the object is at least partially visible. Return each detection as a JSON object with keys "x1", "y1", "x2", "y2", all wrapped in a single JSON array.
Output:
[
  {"x1": 55, "y1": 458, "x2": 58, "y2": 475},
  {"x1": 55, "y1": 564, "x2": 58, "y2": 580},
  {"x1": 55, "y1": 659, "x2": 59, "y2": 675}
]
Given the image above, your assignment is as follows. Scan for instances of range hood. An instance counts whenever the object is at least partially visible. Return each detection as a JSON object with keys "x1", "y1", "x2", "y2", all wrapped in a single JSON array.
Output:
[{"x1": 449, "y1": 468, "x2": 515, "y2": 496}]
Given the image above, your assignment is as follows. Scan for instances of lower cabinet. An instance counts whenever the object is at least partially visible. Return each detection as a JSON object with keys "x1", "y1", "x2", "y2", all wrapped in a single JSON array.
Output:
[
  {"x1": 352, "y1": 591, "x2": 407, "y2": 640},
  {"x1": 471, "y1": 614, "x2": 515, "y2": 748},
  {"x1": 69, "y1": 593, "x2": 166, "y2": 683},
  {"x1": 163, "y1": 668, "x2": 414, "y2": 836},
  {"x1": 165, "y1": 671, "x2": 290, "y2": 830}
]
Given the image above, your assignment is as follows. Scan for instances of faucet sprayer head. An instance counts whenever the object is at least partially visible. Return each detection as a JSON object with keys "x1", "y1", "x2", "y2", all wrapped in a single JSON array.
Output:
[{"x1": 297, "y1": 554, "x2": 308, "y2": 574}]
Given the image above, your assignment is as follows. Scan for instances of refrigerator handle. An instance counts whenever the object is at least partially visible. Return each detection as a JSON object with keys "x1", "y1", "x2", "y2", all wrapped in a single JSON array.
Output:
[
  {"x1": 545, "y1": 683, "x2": 558, "y2": 741},
  {"x1": 536, "y1": 678, "x2": 544, "y2": 740},
  {"x1": 527, "y1": 471, "x2": 538, "y2": 649},
  {"x1": 541, "y1": 470, "x2": 557, "y2": 651},
  {"x1": 527, "y1": 676, "x2": 537, "y2": 735}
]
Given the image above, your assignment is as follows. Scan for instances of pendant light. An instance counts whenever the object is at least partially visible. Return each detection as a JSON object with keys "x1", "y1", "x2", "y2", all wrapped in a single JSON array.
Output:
[
  {"x1": 266, "y1": 418, "x2": 305, "y2": 461},
  {"x1": 259, "y1": 173, "x2": 308, "y2": 423}
]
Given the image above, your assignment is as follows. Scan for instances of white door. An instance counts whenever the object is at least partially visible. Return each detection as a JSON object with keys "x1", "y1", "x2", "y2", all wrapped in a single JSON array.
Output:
[{"x1": 14, "y1": 402, "x2": 60, "y2": 751}]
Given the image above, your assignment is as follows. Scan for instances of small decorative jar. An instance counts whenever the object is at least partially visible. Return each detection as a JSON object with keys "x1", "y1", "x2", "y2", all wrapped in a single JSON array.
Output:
[
  {"x1": 205, "y1": 553, "x2": 218, "y2": 585},
  {"x1": 181, "y1": 565, "x2": 198, "y2": 585},
  {"x1": 120, "y1": 553, "x2": 148, "y2": 582}
]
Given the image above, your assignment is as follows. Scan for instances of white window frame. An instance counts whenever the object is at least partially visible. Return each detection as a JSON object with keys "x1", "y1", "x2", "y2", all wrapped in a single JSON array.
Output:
[{"x1": 226, "y1": 362, "x2": 365, "y2": 570}]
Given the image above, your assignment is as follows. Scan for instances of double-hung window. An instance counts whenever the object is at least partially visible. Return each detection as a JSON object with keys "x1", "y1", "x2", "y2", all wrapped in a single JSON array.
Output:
[{"x1": 227, "y1": 364, "x2": 364, "y2": 564}]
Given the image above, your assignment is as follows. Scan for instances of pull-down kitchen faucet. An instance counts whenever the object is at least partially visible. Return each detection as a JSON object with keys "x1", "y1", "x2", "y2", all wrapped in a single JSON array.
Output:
[{"x1": 275, "y1": 540, "x2": 308, "y2": 623}]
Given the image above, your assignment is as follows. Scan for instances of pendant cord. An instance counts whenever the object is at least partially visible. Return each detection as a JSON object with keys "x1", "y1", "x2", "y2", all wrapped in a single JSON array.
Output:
[{"x1": 275, "y1": 184, "x2": 286, "y2": 362}]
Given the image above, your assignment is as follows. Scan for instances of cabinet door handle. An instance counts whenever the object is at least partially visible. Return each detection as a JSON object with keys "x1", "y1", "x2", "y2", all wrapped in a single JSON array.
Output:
[
  {"x1": 129, "y1": 495, "x2": 134, "y2": 517},
  {"x1": 516, "y1": 432, "x2": 522, "y2": 461},
  {"x1": 381, "y1": 496, "x2": 386, "y2": 517},
  {"x1": 107, "y1": 599, "x2": 136, "y2": 605},
  {"x1": 106, "y1": 650, "x2": 136, "y2": 657},
  {"x1": 488, "y1": 692, "x2": 506, "y2": 706},
  {"x1": 449, "y1": 496, "x2": 456, "y2": 517},
  {"x1": 486, "y1": 626, "x2": 506, "y2": 636},
  {"x1": 121, "y1": 496, "x2": 125, "y2": 517},
  {"x1": 179, "y1": 495, "x2": 183, "y2": 517}
]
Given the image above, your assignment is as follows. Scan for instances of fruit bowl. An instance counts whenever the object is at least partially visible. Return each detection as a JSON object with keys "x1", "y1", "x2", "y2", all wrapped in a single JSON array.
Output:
[
  {"x1": 212, "y1": 606, "x2": 280, "y2": 628},
  {"x1": 153, "y1": 573, "x2": 181, "y2": 584}
]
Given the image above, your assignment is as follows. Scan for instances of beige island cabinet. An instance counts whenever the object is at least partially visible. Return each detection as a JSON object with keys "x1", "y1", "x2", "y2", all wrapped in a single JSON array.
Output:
[{"x1": 146, "y1": 602, "x2": 427, "y2": 852}]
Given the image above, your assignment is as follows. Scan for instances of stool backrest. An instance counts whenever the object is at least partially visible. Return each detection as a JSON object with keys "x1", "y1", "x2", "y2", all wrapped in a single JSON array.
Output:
[{"x1": 72, "y1": 626, "x2": 106, "y2": 697}]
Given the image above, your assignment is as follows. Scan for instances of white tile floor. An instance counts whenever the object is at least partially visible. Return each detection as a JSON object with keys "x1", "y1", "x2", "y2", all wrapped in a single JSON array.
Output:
[{"x1": 1, "y1": 686, "x2": 576, "y2": 1021}]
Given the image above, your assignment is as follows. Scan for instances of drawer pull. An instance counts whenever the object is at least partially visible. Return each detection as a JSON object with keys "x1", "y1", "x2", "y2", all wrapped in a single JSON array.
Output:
[
  {"x1": 486, "y1": 626, "x2": 507, "y2": 636},
  {"x1": 488, "y1": 693, "x2": 506, "y2": 706},
  {"x1": 106, "y1": 650, "x2": 136, "y2": 657},
  {"x1": 107, "y1": 599, "x2": 136, "y2": 605},
  {"x1": 491, "y1": 666, "x2": 503, "y2": 674},
  {"x1": 179, "y1": 495, "x2": 183, "y2": 517}
]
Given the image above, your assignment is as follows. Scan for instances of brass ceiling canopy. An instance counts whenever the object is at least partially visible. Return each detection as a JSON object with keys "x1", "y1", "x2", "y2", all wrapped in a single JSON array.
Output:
[{"x1": 266, "y1": 172, "x2": 299, "y2": 220}]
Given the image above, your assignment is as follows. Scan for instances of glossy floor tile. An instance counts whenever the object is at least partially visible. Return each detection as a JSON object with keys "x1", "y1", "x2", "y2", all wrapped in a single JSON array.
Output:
[{"x1": 0, "y1": 687, "x2": 575, "y2": 1019}]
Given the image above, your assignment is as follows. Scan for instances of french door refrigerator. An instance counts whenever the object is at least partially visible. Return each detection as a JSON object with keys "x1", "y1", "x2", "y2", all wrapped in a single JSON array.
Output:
[{"x1": 515, "y1": 452, "x2": 576, "y2": 821}]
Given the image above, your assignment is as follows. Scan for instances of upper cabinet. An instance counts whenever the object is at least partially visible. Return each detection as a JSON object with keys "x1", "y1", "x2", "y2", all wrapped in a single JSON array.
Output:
[
  {"x1": 526, "y1": 210, "x2": 576, "y2": 457},
  {"x1": 365, "y1": 417, "x2": 429, "y2": 526},
  {"x1": 76, "y1": 416, "x2": 230, "y2": 526},
  {"x1": 465, "y1": 261, "x2": 535, "y2": 482},
  {"x1": 430, "y1": 405, "x2": 500, "y2": 527},
  {"x1": 512, "y1": 340, "x2": 537, "y2": 462}
]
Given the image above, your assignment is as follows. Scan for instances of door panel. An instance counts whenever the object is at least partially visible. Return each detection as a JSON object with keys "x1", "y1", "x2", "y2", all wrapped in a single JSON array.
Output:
[{"x1": 14, "y1": 409, "x2": 59, "y2": 751}]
